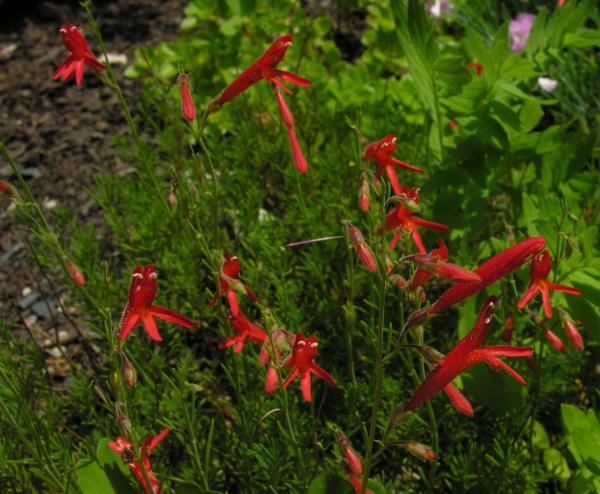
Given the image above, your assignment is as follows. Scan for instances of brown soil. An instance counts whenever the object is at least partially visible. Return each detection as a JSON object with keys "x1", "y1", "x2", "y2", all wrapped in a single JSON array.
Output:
[{"x1": 0, "y1": 0, "x2": 184, "y2": 376}]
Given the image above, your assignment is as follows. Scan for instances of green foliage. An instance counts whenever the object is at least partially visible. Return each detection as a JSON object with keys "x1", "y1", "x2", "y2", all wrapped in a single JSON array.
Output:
[{"x1": 1, "y1": 0, "x2": 599, "y2": 492}]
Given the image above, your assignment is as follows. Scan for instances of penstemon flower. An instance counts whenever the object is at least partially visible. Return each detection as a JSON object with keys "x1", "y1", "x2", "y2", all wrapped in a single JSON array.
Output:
[
  {"x1": 108, "y1": 428, "x2": 169, "y2": 494},
  {"x1": 65, "y1": 258, "x2": 85, "y2": 286},
  {"x1": 210, "y1": 35, "x2": 311, "y2": 173},
  {"x1": 517, "y1": 250, "x2": 581, "y2": 319},
  {"x1": 385, "y1": 187, "x2": 448, "y2": 254},
  {"x1": 423, "y1": 237, "x2": 546, "y2": 318},
  {"x1": 119, "y1": 265, "x2": 194, "y2": 342},
  {"x1": 53, "y1": 24, "x2": 106, "y2": 86},
  {"x1": 219, "y1": 310, "x2": 267, "y2": 353},
  {"x1": 466, "y1": 62, "x2": 483, "y2": 75},
  {"x1": 282, "y1": 333, "x2": 336, "y2": 402},
  {"x1": 407, "y1": 239, "x2": 481, "y2": 288},
  {"x1": 363, "y1": 135, "x2": 423, "y2": 196},
  {"x1": 419, "y1": 345, "x2": 474, "y2": 416},
  {"x1": 178, "y1": 74, "x2": 196, "y2": 121},
  {"x1": 404, "y1": 297, "x2": 533, "y2": 414},
  {"x1": 211, "y1": 253, "x2": 257, "y2": 316}
]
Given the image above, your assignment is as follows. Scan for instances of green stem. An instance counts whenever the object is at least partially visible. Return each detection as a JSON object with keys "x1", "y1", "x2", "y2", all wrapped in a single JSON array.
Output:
[{"x1": 360, "y1": 189, "x2": 388, "y2": 494}]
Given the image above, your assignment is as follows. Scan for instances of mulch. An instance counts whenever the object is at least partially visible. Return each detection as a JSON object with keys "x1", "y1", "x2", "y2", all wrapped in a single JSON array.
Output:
[{"x1": 0, "y1": 0, "x2": 185, "y2": 377}]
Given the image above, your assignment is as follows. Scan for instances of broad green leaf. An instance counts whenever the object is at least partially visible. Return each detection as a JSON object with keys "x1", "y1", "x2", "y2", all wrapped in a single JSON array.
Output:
[
  {"x1": 434, "y1": 55, "x2": 471, "y2": 93},
  {"x1": 307, "y1": 473, "x2": 354, "y2": 494},
  {"x1": 543, "y1": 448, "x2": 571, "y2": 481},
  {"x1": 519, "y1": 100, "x2": 544, "y2": 133},
  {"x1": 532, "y1": 420, "x2": 550, "y2": 449},
  {"x1": 561, "y1": 404, "x2": 600, "y2": 476},
  {"x1": 77, "y1": 460, "x2": 119, "y2": 494}
]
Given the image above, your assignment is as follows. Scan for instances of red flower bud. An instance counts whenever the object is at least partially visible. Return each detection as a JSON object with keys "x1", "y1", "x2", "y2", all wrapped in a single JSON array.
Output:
[
  {"x1": 178, "y1": 73, "x2": 196, "y2": 121},
  {"x1": 401, "y1": 440, "x2": 438, "y2": 462},
  {"x1": 559, "y1": 310, "x2": 584, "y2": 351},
  {"x1": 66, "y1": 259, "x2": 85, "y2": 286},
  {"x1": 544, "y1": 329, "x2": 565, "y2": 353},
  {"x1": 0, "y1": 180, "x2": 14, "y2": 196},
  {"x1": 122, "y1": 355, "x2": 137, "y2": 388},
  {"x1": 358, "y1": 173, "x2": 370, "y2": 212}
]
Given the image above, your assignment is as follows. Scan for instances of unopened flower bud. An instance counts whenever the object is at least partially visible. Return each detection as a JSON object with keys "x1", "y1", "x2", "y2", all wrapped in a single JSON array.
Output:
[
  {"x1": 0, "y1": 180, "x2": 14, "y2": 196},
  {"x1": 419, "y1": 345, "x2": 444, "y2": 364},
  {"x1": 564, "y1": 320, "x2": 583, "y2": 351},
  {"x1": 167, "y1": 187, "x2": 177, "y2": 210},
  {"x1": 265, "y1": 366, "x2": 278, "y2": 393},
  {"x1": 401, "y1": 440, "x2": 438, "y2": 462},
  {"x1": 65, "y1": 258, "x2": 85, "y2": 286},
  {"x1": 115, "y1": 401, "x2": 132, "y2": 436},
  {"x1": 544, "y1": 329, "x2": 565, "y2": 353},
  {"x1": 178, "y1": 73, "x2": 196, "y2": 121},
  {"x1": 122, "y1": 355, "x2": 137, "y2": 388},
  {"x1": 337, "y1": 432, "x2": 363, "y2": 476},
  {"x1": 358, "y1": 174, "x2": 370, "y2": 212}
]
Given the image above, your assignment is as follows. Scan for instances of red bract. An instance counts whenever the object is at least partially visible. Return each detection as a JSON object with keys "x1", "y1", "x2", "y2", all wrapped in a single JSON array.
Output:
[
  {"x1": 345, "y1": 222, "x2": 377, "y2": 273},
  {"x1": 363, "y1": 135, "x2": 423, "y2": 195},
  {"x1": 210, "y1": 35, "x2": 311, "y2": 174},
  {"x1": 108, "y1": 428, "x2": 169, "y2": 494},
  {"x1": 517, "y1": 250, "x2": 581, "y2": 319},
  {"x1": 418, "y1": 237, "x2": 546, "y2": 319},
  {"x1": 219, "y1": 310, "x2": 267, "y2": 353},
  {"x1": 53, "y1": 24, "x2": 106, "y2": 86},
  {"x1": 282, "y1": 333, "x2": 336, "y2": 402},
  {"x1": 408, "y1": 239, "x2": 481, "y2": 288},
  {"x1": 119, "y1": 265, "x2": 194, "y2": 342},
  {"x1": 212, "y1": 253, "x2": 257, "y2": 316},
  {"x1": 404, "y1": 297, "x2": 533, "y2": 414},
  {"x1": 385, "y1": 187, "x2": 448, "y2": 254},
  {"x1": 178, "y1": 74, "x2": 196, "y2": 121}
]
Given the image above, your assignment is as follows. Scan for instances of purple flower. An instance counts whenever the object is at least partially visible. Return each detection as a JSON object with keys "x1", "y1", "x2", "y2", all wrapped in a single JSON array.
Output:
[
  {"x1": 428, "y1": 0, "x2": 453, "y2": 19},
  {"x1": 509, "y1": 13, "x2": 535, "y2": 53}
]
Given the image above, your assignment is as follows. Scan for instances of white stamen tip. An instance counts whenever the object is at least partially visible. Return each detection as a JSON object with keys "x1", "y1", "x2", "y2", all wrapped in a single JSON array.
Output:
[
  {"x1": 132, "y1": 273, "x2": 143, "y2": 280},
  {"x1": 310, "y1": 342, "x2": 318, "y2": 348}
]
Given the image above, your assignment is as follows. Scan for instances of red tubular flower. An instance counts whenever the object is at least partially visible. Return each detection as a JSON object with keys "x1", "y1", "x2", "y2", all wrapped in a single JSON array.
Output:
[
  {"x1": 210, "y1": 35, "x2": 311, "y2": 174},
  {"x1": 336, "y1": 433, "x2": 374, "y2": 494},
  {"x1": 211, "y1": 253, "x2": 257, "y2": 316},
  {"x1": 282, "y1": 333, "x2": 336, "y2": 402},
  {"x1": 466, "y1": 62, "x2": 483, "y2": 75},
  {"x1": 349, "y1": 474, "x2": 374, "y2": 494},
  {"x1": 404, "y1": 297, "x2": 533, "y2": 414},
  {"x1": 363, "y1": 135, "x2": 423, "y2": 195},
  {"x1": 517, "y1": 250, "x2": 581, "y2": 319},
  {"x1": 178, "y1": 74, "x2": 196, "y2": 121},
  {"x1": 219, "y1": 310, "x2": 267, "y2": 353},
  {"x1": 419, "y1": 345, "x2": 474, "y2": 416},
  {"x1": 560, "y1": 310, "x2": 584, "y2": 351},
  {"x1": 108, "y1": 428, "x2": 169, "y2": 494},
  {"x1": 119, "y1": 265, "x2": 194, "y2": 342},
  {"x1": 419, "y1": 237, "x2": 546, "y2": 318},
  {"x1": 53, "y1": 24, "x2": 106, "y2": 86},
  {"x1": 408, "y1": 239, "x2": 481, "y2": 288},
  {"x1": 544, "y1": 328, "x2": 565, "y2": 353},
  {"x1": 385, "y1": 187, "x2": 448, "y2": 254},
  {"x1": 275, "y1": 86, "x2": 308, "y2": 174},
  {"x1": 344, "y1": 221, "x2": 377, "y2": 273}
]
